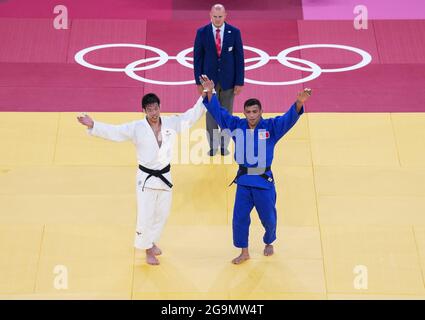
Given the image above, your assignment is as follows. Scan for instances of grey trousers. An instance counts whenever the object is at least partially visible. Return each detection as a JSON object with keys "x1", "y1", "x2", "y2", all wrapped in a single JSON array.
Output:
[{"x1": 206, "y1": 83, "x2": 235, "y2": 151}]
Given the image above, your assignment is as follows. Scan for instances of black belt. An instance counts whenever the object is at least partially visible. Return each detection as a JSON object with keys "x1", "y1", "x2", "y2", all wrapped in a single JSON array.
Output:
[
  {"x1": 138, "y1": 164, "x2": 173, "y2": 191},
  {"x1": 229, "y1": 165, "x2": 273, "y2": 186}
]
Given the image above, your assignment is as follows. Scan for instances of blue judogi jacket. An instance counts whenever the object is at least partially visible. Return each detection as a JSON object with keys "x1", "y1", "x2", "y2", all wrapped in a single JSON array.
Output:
[{"x1": 203, "y1": 94, "x2": 304, "y2": 189}]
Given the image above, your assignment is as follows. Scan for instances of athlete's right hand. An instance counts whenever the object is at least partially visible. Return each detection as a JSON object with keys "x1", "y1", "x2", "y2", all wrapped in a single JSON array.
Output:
[
  {"x1": 77, "y1": 113, "x2": 94, "y2": 129},
  {"x1": 199, "y1": 75, "x2": 215, "y2": 92}
]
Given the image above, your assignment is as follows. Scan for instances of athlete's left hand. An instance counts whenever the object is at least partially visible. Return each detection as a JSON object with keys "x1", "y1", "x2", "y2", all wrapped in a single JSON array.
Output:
[
  {"x1": 297, "y1": 88, "x2": 312, "y2": 104},
  {"x1": 199, "y1": 75, "x2": 215, "y2": 92}
]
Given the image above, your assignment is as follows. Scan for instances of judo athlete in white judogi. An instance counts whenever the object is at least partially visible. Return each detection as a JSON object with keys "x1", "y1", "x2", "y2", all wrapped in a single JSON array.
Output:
[{"x1": 77, "y1": 93, "x2": 206, "y2": 265}]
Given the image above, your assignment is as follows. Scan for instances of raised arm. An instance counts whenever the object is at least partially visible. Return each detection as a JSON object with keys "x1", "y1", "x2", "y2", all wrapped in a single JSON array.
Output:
[
  {"x1": 296, "y1": 88, "x2": 311, "y2": 113},
  {"x1": 173, "y1": 95, "x2": 206, "y2": 133},
  {"x1": 200, "y1": 75, "x2": 239, "y2": 131},
  {"x1": 271, "y1": 88, "x2": 312, "y2": 140},
  {"x1": 77, "y1": 114, "x2": 136, "y2": 142}
]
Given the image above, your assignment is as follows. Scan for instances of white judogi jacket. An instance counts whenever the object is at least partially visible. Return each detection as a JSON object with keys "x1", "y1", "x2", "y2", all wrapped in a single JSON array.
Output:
[{"x1": 88, "y1": 96, "x2": 206, "y2": 191}]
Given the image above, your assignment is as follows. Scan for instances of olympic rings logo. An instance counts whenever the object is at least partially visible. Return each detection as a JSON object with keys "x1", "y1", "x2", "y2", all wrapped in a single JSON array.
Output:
[{"x1": 74, "y1": 44, "x2": 372, "y2": 86}]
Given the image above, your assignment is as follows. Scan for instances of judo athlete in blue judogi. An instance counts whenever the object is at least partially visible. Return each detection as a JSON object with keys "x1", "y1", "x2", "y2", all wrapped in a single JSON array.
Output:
[{"x1": 200, "y1": 75, "x2": 312, "y2": 264}]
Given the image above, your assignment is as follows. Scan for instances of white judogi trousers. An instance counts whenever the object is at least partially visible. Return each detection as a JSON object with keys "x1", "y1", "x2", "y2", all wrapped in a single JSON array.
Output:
[{"x1": 134, "y1": 185, "x2": 172, "y2": 250}]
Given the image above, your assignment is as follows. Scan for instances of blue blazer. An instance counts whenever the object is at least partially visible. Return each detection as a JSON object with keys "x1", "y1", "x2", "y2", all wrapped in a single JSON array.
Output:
[{"x1": 194, "y1": 23, "x2": 244, "y2": 91}]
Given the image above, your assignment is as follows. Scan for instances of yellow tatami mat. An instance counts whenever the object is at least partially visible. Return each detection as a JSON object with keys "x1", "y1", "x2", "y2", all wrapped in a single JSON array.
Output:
[{"x1": 1, "y1": 112, "x2": 425, "y2": 300}]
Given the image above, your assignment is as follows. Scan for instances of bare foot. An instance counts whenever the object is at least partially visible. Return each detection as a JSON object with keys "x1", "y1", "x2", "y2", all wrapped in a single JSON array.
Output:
[
  {"x1": 232, "y1": 248, "x2": 250, "y2": 265},
  {"x1": 151, "y1": 243, "x2": 162, "y2": 256},
  {"x1": 264, "y1": 244, "x2": 274, "y2": 256},
  {"x1": 146, "y1": 249, "x2": 160, "y2": 265}
]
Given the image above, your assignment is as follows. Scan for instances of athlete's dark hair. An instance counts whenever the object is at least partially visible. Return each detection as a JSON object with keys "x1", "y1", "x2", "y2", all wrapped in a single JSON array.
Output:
[
  {"x1": 142, "y1": 93, "x2": 160, "y2": 110},
  {"x1": 244, "y1": 98, "x2": 262, "y2": 110}
]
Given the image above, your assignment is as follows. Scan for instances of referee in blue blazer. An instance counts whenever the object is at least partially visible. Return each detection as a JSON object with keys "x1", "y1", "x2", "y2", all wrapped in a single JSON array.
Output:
[{"x1": 194, "y1": 4, "x2": 245, "y2": 156}]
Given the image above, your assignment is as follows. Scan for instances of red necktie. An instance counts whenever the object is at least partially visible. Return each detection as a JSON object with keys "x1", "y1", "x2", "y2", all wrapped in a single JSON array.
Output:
[{"x1": 215, "y1": 28, "x2": 221, "y2": 57}]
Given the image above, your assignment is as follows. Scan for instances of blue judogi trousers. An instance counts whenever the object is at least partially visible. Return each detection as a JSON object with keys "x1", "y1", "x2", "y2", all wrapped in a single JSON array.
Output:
[{"x1": 232, "y1": 184, "x2": 277, "y2": 248}]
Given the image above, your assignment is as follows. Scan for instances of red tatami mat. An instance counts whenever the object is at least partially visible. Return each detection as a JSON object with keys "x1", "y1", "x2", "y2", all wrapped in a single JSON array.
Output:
[
  {"x1": 0, "y1": 10, "x2": 423, "y2": 113},
  {"x1": 142, "y1": 61, "x2": 198, "y2": 113},
  {"x1": 0, "y1": 0, "x2": 173, "y2": 20},
  {"x1": 0, "y1": 18, "x2": 70, "y2": 63},
  {"x1": 171, "y1": 0, "x2": 303, "y2": 20},
  {"x1": 0, "y1": 63, "x2": 141, "y2": 88},
  {"x1": 0, "y1": 87, "x2": 142, "y2": 112},
  {"x1": 374, "y1": 20, "x2": 425, "y2": 64},
  {"x1": 234, "y1": 61, "x2": 304, "y2": 113},
  {"x1": 303, "y1": 64, "x2": 425, "y2": 112},
  {"x1": 297, "y1": 20, "x2": 380, "y2": 64},
  {"x1": 235, "y1": 21, "x2": 300, "y2": 58},
  {"x1": 145, "y1": 20, "x2": 205, "y2": 57},
  {"x1": 67, "y1": 19, "x2": 147, "y2": 64}
]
